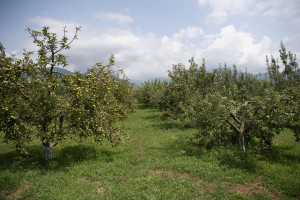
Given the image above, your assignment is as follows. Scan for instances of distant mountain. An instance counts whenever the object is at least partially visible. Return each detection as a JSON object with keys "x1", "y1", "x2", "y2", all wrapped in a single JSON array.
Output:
[
  {"x1": 52, "y1": 67, "x2": 73, "y2": 75},
  {"x1": 252, "y1": 73, "x2": 269, "y2": 80}
]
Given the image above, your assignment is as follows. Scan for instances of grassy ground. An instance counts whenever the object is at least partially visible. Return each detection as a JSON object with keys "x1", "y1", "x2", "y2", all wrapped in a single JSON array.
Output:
[{"x1": 0, "y1": 104, "x2": 299, "y2": 199}]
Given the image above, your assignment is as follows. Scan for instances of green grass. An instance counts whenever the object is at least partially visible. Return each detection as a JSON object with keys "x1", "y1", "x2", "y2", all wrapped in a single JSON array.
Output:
[{"x1": 1, "y1": 104, "x2": 299, "y2": 199}]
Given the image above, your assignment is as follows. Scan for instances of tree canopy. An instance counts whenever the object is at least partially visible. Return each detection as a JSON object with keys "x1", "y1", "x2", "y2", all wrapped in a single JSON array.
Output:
[
  {"x1": 0, "y1": 27, "x2": 134, "y2": 160},
  {"x1": 136, "y1": 43, "x2": 299, "y2": 151}
]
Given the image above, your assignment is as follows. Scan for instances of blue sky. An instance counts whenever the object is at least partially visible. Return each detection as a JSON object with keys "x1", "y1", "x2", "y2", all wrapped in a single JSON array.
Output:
[{"x1": 1, "y1": 0, "x2": 300, "y2": 82}]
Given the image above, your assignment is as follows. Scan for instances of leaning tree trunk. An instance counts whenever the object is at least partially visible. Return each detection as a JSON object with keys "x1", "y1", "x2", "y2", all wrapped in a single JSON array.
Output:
[{"x1": 223, "y1": 116, "x2": 247, "y2": 152}]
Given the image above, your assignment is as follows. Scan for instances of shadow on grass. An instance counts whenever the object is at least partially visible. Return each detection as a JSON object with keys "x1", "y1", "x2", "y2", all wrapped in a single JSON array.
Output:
[
  {"x1": 173, "y1": 138, "x2": 300, "y2": 174},
  {"x1": 142, "y1": 112, "x2": 184, "y2": 130},
  {"x1": 136, "y1": 103, "x2": 155, "y2": 110},
  {"x1": 260, "y1": 144, "x2": 300, "y2": 165},
  {"x1": 216, "y1": 150, "x2": 258, "y2": 173},
  {"x1": 0, "y1": 144, "x2": 116, "y2": 173},
  {"x1": 169, "y1": 139, "x2": 259, "y2": 173},
  {"x1": 143, "y1": 113, "x2": 161, "y2": 121}
]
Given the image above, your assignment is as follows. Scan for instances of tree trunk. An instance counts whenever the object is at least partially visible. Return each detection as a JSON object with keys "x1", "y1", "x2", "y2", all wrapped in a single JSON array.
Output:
[
  {"x1": 222, "y1": 116, "x2": 247, "y2": 152},
  {"x1": 238, "y1": 122, "x2": 246, "y2": 152},
  {"x1": 238, "y1": 132, "x2": 246, "y2": 152},
  {"x1": 43, "y1": 145, "x2": 53, "y2": 160}
]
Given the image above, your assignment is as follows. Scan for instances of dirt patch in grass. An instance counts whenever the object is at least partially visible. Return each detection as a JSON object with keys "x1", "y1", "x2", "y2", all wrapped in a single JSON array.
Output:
[
  {"x1": 256, "y1": 162, "x2": 267, "y2": 169},
  {"x1": 267, "y1": 189, "x2": 283, "y2": 200},
  {"x1": 147, "y1": 171, "x2": 284, "y2": 199},
  {"x1": 82, "y1": 176, "x2": 104, "y2": 195},
  {"x1": 136, "y1": 147, "x2": 145, "y2": 153},
  {"x1": 147, "y1": 169, "x2": 201, "y2": 183},
  {"x1": 82, "y1": 176, "x2": 102, "y2": 186},
  {"x1": 97, "y1": 187, "x2": 105, "y2": 195},
  {"x1": 133, "y1": 136, "x2": 145, "y2": 140},
  {"x1": 178, "y1": 172, "x2": 199, "y2": 183},
  {"x1": 119, "y1": 175, "x2": 130, "y2": 182},
  {"x1": 206, "y1": 182, "x2": 217, "y2": 193},
  {"x1": 147, "y1": 169, "x2": 175, "y2": 178},
  {"x1": 147, "y1": 169, "x2": 216, "y2": 196},
  {"x1": 196, "y1": 182, "x2": 217, "y2": 196},
  {"x1": 225, "y1": 176, "x2": 282, "y2": 199},
  {"x1": 1, "y1": 184, "x2": 32, "y2": 199},
  {"x1": 225, "y1": 176, "x2": 264, "y2": 196}
]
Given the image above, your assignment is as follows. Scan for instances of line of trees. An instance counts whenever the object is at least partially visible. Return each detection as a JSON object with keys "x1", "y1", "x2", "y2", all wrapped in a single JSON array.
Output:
[
  {"x1": 136, "y1": 43, "x2": 299, "y2": 151},
  {"x1": 0, "y1": 25, "x2": 299, "y2": 160},
  {"x1": 0, "y1": 27, "x2": 134, "y2": 160}
]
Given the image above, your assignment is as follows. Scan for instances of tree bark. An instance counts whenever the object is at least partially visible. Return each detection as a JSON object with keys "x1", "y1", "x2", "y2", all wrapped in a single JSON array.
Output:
[
  {"x1": 43, "y1": 141, "x2": 57, "y2": 160},
  {"x1": 239, "y1": 132, "x2": 246, "y2": 152},
  {"x1": 43, "y1": 145, "x2": 53, "y2": 160},
  {"x1": 239, "y1": 122, "x2": 246, "y2": 152},
  {"x1": 223, "y1": 116, "x2": 246, "y2": 152}
]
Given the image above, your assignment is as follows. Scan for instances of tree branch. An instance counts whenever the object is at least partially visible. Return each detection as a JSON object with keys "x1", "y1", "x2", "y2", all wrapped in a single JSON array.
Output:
[
  {"x1": 27, "y1": 28, "x2": 46, "y2": 50},
  {"x1": 50, "y1": 141, "x2": 58, "y2": 149},
  {"x1": 7, "y1": 81, "x2": 32, "y2": 103},
  {"x1": 224, "y1": 118, "x2": 240, "y2": 134},
  {"x1": 244, "y1": 101, "x2": 256, "y2": 105},
  {"x1": 230, "y1": 113, "x2": 241, "y2": 125},
  {"x1": 219, "y1": 116, "x2": 240, "y2": 134},
  {"x1": 50, "y1": 49, "x2": 55, "y2": 75},
  {"x1": 54, "y1": 26, "x2": 81, "y2": 54}
]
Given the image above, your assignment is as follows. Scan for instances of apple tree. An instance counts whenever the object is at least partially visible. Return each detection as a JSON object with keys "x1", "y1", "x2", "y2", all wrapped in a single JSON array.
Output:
[
  {"x1": 267, "y1": 41, "x2": 299, "y2": 141},
  {"x1": 0, "y1": 27, "x2": 133, "y2": 160}
]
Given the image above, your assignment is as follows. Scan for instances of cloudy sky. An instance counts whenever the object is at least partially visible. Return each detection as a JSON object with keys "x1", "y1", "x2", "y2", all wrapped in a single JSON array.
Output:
[{"x1": 1, "y1": 0, "x2": 300, "y2": 83}]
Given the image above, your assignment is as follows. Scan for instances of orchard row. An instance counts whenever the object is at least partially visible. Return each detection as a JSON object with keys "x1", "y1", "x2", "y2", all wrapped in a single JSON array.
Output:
[{"x1": 136, "y1": 43, "x2": 299, "y2": 151}]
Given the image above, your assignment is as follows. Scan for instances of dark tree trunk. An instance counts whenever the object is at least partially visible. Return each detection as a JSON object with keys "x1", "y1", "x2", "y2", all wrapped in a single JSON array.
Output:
[
  {"x1": 43, "y1": 145, "x2": 53, "y2": 160},
  {"x1": 43, "y1": 141, "x2": 57, "y2": 160}
]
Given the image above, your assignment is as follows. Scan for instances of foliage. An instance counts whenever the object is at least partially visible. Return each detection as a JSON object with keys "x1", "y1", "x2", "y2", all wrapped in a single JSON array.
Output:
[
  {"x1": 136, "y1": 43, "x2": 299, "y2": 151},
  {"x1": 267, "y1": 41, "x2": 300, "y2": 141},
  {"x1": 168, "y1": 64, "x2": 285, "y2": 151},
  {"x1": 0, "y1": 27, "x2": 134, "y2": 159},
  {"x1": 135, "y1": 79, "x2": 168, "y2": 110},
  {"x1": 65, "y1": 60, "x2": 133, "y2": 146}
]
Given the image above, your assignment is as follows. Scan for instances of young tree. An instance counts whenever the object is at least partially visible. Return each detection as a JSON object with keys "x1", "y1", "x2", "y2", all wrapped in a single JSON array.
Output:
[
  {"x1": 0, "y1": 27, "x2": 133, "y2": 160},
  {"x1": 278, "y1": 42, "x2": 299, "y2": 141}
]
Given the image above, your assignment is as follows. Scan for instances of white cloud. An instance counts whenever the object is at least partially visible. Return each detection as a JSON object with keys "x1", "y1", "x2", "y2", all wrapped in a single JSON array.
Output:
[
  {"x1": 283, "y1": 34, "x2": 300, "y2": 46},
  {"x1": 161, "y1": 36, "x2": 182, "y2": 53},
  {"x1": 198, "y1": 0, "x2": 208, "y2": 6},
  {"x1": 173, "y1": 26, "x2": 204, "y2": 39},
  {"x1": 261, "y1": 0, "x2": 300, "y2": 29},
  {"x1": 198, "y1": 0, "x2": 256, "y2": 24},
  {"x1": 282, "y1": 34, "x2": 300, "y2": 55},
  {"x1": 200, "y1": 25, "x2": 273, "y2": 73},
  {"x1": 197, "y1": 0, "x2": 300, "y2": 27},
  {"x1": 28, "y1": 16, "x2": 82, "y2": 30},
  {"x1": 94, "y1": 12, "x2": 133, "y2": 23},
  {"x1": 206, "y1": 10, "x2": 228, "y2": 24},
  {"x1": 23, "y1": 17, "x2": 282, "y2": 81}
]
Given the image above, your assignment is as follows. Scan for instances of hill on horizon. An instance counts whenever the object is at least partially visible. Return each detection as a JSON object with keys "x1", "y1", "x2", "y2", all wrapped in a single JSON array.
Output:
[{"x1": 52, "y1": 67, "x2": 73, "y2": 75}]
